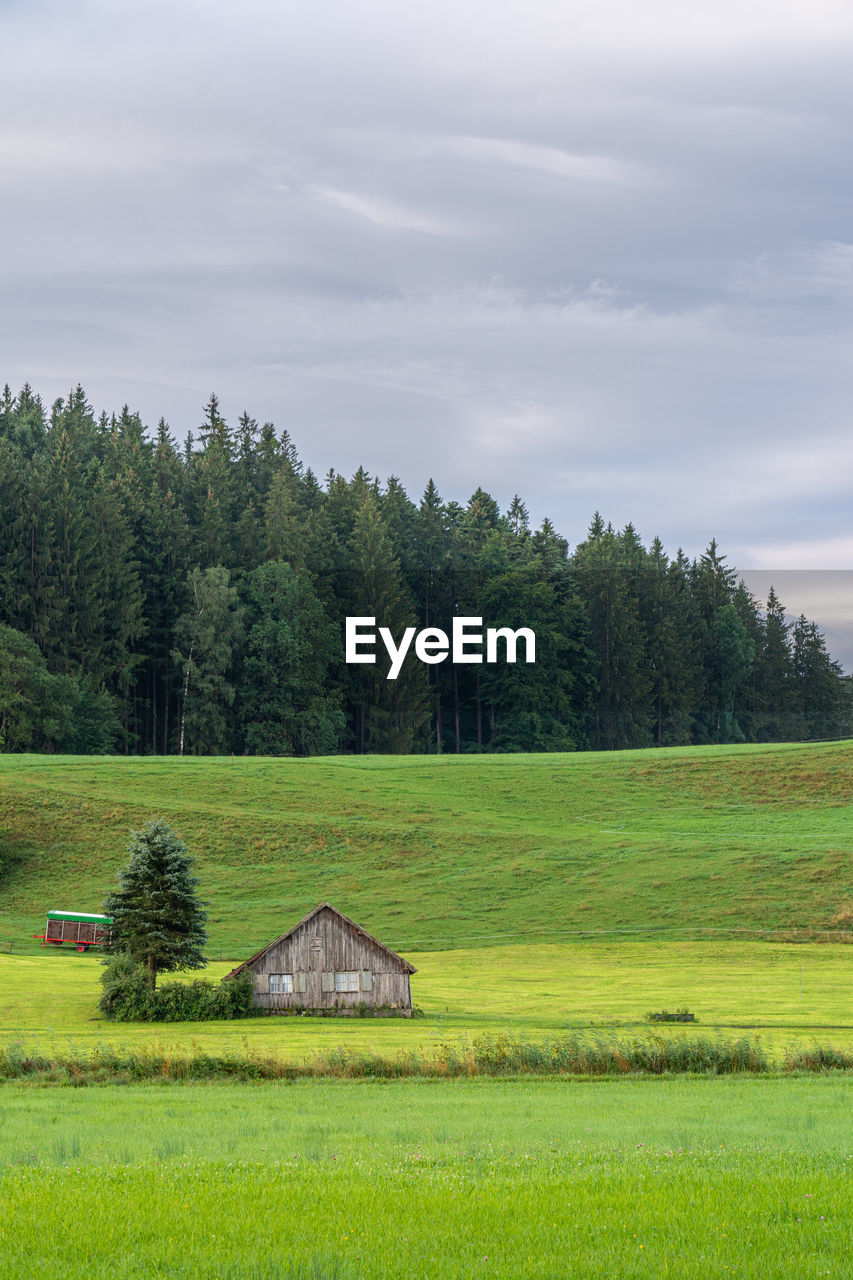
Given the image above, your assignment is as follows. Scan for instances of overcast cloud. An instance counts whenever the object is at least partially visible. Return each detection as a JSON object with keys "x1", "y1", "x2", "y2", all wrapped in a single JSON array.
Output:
[{"x1": 2, "y1": 0, "x2": 852, "y2": 660}]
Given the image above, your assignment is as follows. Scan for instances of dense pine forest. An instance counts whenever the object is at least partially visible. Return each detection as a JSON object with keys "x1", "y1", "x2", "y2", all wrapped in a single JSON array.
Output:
[{"x1": 0, "y1": 383, "x2": 849, "y2": 756}]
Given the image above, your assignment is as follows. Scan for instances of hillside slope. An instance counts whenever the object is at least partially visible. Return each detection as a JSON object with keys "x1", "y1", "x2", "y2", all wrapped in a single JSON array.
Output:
[{"x1": 1, "y1": 741, "x2": 851, "y2": 957}]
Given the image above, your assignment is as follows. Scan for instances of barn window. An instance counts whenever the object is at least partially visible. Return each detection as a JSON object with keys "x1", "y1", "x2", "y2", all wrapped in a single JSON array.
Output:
[
  {"x1": 269, "y1": 974, "x2": 293, "y2": 994},
  {"x1": 334, "y1": 971, "x2": 359, "y2": 993}
]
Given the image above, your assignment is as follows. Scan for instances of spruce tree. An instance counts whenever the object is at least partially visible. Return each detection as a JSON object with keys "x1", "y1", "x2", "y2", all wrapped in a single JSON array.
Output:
[
  {"x1": 752, "y1": 587, "x2": 797, "y2": 740},
  {"x1": 791, "y1": 615, "x2": 846, "y2": 739},
  {"x1": 172, "y1": 565, "x2": 243, "y2": 754},
  {"x1": 345, "y1": 498, "x2": 428, "y2": 752},
  {"x1": 104, "y1": 817, "x2": 207, "y2": 988},
  {"x1": 572, "y1": 517, "x2": 652, "y2": 749},
  {"x1": 238, "y1": 559, "x2": 343, "y2": 755},
  {"x1": 645, "y1": 540, "x2": 704, "y2": 746}
]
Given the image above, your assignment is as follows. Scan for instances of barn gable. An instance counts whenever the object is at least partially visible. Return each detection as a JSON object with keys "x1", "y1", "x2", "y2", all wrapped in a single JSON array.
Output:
[
  {"x1": 226, "y1": 903, "x2": 416, "y2": 1015},
  {"x1": 226, "y1": 903, "x2": 416, "y2": 978}
]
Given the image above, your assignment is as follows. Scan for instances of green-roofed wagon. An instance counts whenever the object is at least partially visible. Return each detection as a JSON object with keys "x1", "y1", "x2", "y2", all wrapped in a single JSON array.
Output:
[{"x1": 35, "y1": 910, "x2": 113, "y2": 952}]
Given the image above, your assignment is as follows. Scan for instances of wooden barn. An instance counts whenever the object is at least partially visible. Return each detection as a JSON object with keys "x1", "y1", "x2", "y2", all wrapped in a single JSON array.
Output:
[{"x1": 225, "y1": 903, "x2": 417, "y2": 1015}]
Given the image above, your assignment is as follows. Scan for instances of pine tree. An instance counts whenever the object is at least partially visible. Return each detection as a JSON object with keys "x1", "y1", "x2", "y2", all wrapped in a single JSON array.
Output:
[
  {"x1": 507, "y1": 495, "x2": 530, "y2": 540},
  {"x1": 414, "y1": 479, "x2": 452, "y2": 749},
  {"x1": 378, "y1": 476, "x2": 419, "y2": 586},
  {"x1": 140, "y1": 420, "x2": 191, "y2": 753},
  {"x1": 39, "y1": 396, "x2": 106, "y2": 680},
  {"x1": 530, "y1": 518, "x2": 569, "y2": 574},
  {"x1": 238, "y1": 560, "x2": 343, "y2": 755},
  {"x1": 264, "y1": 464, "x2": 309, "y2": 567},
  {"x1": 572, "y1": 517, "x2": 652, "y2": 749},
  {"x1": 690, "y1": 540, "x2": 740, "y2": 742},
  {"x1": 791, "y1": 616, "x2": 846, "y2": 739},
  {"x1": 645, "y1": 541, "x2": 704, "y2": 745},
  {"x1": 103, "y1": 817, "x2": 207, "y2": 988},
  {"x1": 190, "y1": 394, "x2": 235, "y2": 568},
  {"x1": 478, "y1": 571, "x2": 593, "y2": 751},
  {"x1": 345, "y1": 499, "x2": 428, "y2": 752},
  {"x1": 711, "y1": 602, "x2": 755, "y2": 741},
  {"x1": 233, "y1": 411, "x2": 263, "y2": 571},
  {"x1": 752, "y1": 588, "x2": 797, "y2": 740},
  {"x1": 172, "y1": 566, "x2": 242, "y2": 755}
]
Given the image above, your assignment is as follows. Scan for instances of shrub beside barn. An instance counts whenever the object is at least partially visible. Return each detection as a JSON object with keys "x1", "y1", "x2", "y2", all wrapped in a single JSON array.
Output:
[{"x1": 225, "y1": 903, "x2": 416, "y2": 1015}]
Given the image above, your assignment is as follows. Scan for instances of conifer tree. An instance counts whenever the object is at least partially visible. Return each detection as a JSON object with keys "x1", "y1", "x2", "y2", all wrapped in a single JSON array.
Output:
[
  {"x1": 172, "y1": 566, "x2": 242, "y2": 754},
  {"x1": 711, "y1": 601, "x2": 755, "y2": 740},
  {"x1": 1, "y1": 379, "x2": 850, "y2": 757},
  {"x1": 139, "y1": 419, "x2": 191, "y2": 753},
  {"x1": 752, "y1": 588, "x2": 796, "y2": 740},
  {"x1": 791, "y1": 615, "x2": 846, "y2": 739},
  {"x1": 238, "y1": 560, "x2": 343, "y2": 755},
  {"x1": 573, "y1": 517, "x2": 652, "y2": 749},
  {"x1": 644, "y1": 540, "x2": 704, "y2": 745},
  {"x1": 345, "y1": 499, "x2": 428, "y2": 752},
  {"x1": 103, "y1": 817, "x2": 207, "y2": 988},
  {"x1": 264, "y1": 464, "x2": 309, "y2": 567},
  {"x1": 191, "y1": 394, "x2": 234, "y2": 568}
]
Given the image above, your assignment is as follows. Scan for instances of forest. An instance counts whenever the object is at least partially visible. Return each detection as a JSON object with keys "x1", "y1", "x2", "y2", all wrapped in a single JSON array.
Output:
[{"x1": 0, "y1": 383, "x2": 849, "y2": 756}]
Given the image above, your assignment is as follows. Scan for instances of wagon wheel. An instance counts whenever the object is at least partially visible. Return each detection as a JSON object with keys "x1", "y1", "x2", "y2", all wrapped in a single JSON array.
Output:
[{"x1": 76, "y1": 944, "x2": 87, "y2": 952}]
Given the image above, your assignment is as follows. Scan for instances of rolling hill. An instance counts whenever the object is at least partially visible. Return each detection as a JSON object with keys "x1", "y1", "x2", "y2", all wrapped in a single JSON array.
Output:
[{"x1": 1, "y1": 740, "x2": 851, "y2": 958}]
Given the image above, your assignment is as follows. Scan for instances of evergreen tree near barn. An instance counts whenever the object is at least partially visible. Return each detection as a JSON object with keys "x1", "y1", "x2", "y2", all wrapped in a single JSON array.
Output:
[{"x1": 104, "y1": 818, "x2": 207, "y2": 988}]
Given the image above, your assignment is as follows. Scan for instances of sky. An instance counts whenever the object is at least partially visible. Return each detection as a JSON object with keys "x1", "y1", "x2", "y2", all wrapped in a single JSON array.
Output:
[{"x1": 2, "y1": 0, "x2": 852, "y2": 663}]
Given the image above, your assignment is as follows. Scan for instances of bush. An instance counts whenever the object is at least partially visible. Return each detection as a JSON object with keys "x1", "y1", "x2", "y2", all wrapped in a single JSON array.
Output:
[
  {"x1": 98, "y1": 953, "x2": 155, "y2": 1021},
  {"x1": 98, "y1": 954, "x2": 255, "y2": 1022}
]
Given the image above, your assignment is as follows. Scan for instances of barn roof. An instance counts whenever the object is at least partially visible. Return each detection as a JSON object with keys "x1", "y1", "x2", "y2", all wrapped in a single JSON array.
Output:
[{"x1": 224, "y1": 902, "x2": 417, "y2": 978}]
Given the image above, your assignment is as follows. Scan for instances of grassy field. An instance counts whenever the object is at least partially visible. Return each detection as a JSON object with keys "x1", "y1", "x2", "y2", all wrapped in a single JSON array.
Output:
[
  {"x1": 1, "y1": 1077, "x2": 850, "y2": 1277},
  {"x1": 2, "y1": 939, "x2": 852, "y2": 1062},
  {"x1": 2, "y1": 743, "x2": 851, "y2": 1276},
  {"x1": 1, "y1": 741, "x2": 852, "y2": 957}
]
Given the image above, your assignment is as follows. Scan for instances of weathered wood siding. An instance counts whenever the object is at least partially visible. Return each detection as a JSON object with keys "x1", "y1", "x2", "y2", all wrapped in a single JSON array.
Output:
[{"x1": 248, "y1": 906, "x2": 413, "y2": 1015}]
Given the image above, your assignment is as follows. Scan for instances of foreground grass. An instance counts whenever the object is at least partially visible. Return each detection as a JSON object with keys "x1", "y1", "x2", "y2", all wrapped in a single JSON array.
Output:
[
  {"x1": 2, "y1": 942, "x2": 851, "y2": 1062},
  {"x1": 1, "y1": 1158, "x2": 846, "y2": 1278},
  {"x1": 0, "y1": 1078, "x2": 850, "y2": 1278},
  {"x1": 1, "y1": 742, "x2": 852, "y2": 956}
]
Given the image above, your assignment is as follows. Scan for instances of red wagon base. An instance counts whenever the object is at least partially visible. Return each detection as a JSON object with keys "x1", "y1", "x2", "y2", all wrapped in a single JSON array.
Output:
[
  {"x1": 34, "y1": 912, "x2": 112, "y2": 951},
  {"x1": 33, "y1": 935, "x2": 95, "y2": 951}
]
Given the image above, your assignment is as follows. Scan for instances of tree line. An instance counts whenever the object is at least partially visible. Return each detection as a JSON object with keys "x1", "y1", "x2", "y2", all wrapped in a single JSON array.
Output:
[{"x1": 0, "y1": 382, "x2": 849, "y2": 755}]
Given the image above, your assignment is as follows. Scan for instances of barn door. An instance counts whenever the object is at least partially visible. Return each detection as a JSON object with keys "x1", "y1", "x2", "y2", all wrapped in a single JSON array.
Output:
[{"x1": 307, "y1": 936, "x2": 323, "y2": 1007}]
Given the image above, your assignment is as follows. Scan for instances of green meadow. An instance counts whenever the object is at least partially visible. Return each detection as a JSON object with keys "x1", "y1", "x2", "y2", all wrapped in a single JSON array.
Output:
[
  {"x1": 1, "y1": 741, "x2": 852, "y2": 957},
  {"x1": 1, "y1": 742, "x2": 852, "y2": 1276},
  {"x1": 1, "y1": 1077, "x2": 851, "y2": 1278}
]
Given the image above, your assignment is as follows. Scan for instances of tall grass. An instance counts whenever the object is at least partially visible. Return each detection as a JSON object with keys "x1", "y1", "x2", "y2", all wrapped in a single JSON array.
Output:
[
  {"x1": 6, "y1": 1030, "x2": 850, "y2": 1083},
  {"x1": 784, "y1": 1044, "x2": 853, "y2": 1071}
]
